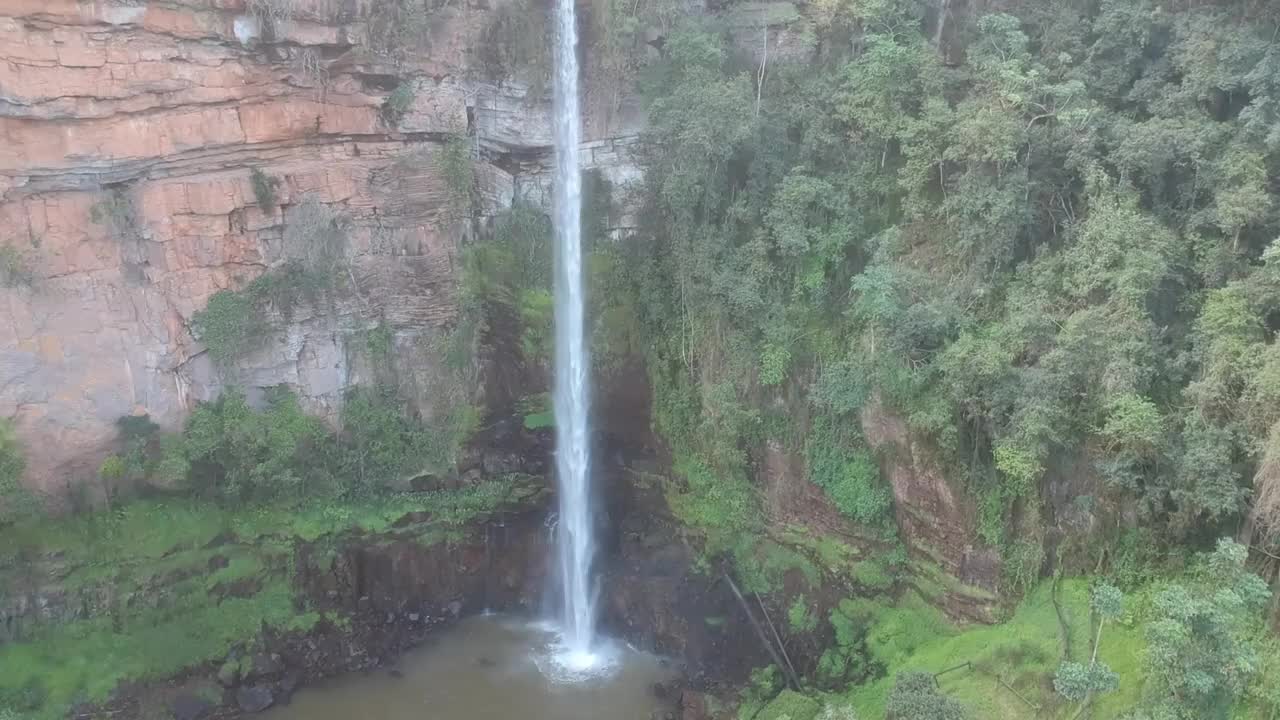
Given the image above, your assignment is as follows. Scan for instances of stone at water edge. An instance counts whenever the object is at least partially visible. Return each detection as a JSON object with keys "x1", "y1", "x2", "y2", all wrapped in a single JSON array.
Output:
[
  {"x1": 679, "y1": 690, "x2": 710, "y2": 720},
  {"x1": 235, "y1": 685, "x2": 275, "y2": 714},
  {"x1": 170, "y1": 692, "x2": 216, "y2": 720},
  {"x1": 217, "y1": 660, "x2": 240, "y2": 688}
]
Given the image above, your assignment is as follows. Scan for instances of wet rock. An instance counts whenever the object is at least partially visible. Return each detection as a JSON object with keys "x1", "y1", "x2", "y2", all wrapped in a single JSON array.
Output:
[
  {"x1": 170, "y1": 692, "x2": 215, "y2": 720},
  {"x1": 216, "y1": 661, "x2": 239, "y2": 688},
  {"x1": 651, "y1": 682, "x2": 671, "y2": 699},
  {"x1": 679, "y1": 691, "x2": 709, "y2": 720},
  {"x1": 277, "y1": 672, "x2": 301, "y2": 706},
  {"x1": 408, "y1": 612, "x2": 421, "y2": 622},
  {"x1": 389, "y1": 668, "x2": 404, "y2": 678},
  {"x1": 447, "y1": 600, "x2": 463, "y2": 617},
  {"x1": 481, "y1": 450, "x2": 522, "y2": 476},
  {"x1": 236, "y1": 685, "x2": 275, "y2": 714},
  {"x1": 245, "y1": 653, "x2": 283, "y2": 681}
]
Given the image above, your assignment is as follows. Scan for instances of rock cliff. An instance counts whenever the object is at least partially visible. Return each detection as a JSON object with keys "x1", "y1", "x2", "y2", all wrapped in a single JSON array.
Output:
[{"x1": 0, "y1": 0, "x2": 642, "y2": 496}]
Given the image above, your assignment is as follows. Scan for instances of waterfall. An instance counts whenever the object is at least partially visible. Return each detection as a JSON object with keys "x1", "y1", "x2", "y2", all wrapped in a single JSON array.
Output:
[{"x1": 552, "y1": 0, "x2": 596, "y2": 661}]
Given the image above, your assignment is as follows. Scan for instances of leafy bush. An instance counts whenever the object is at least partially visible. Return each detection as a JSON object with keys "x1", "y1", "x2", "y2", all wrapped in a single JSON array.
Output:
[
  {"x1": 0, "y1": 245, "x2": 35, "y2": 288},
  {"x1": 193, "y1": 195, "x2": 348, "y2": 362},
  {"x1": 1053, "y1": 661, "x2": 1118, "y2": 703},
  {"x1": 788, "y1": 595, "x2": 817, "y2": 634},
  {"x1": 439, "y1": 134, "x2": 474, "y2": 217},
  {"x1": 816, "y1": 600, "x2": 874, "y2": 688},
  {"x1": 339, "y1": 385, "x2": 468, "y2": 491},
  {"x1": 0, "y1": 420, "x2": 37, "y2": 525},
  {"x1": 380, "y1": 81, "x2": 415, "y2": 127},
  {"x1": 183, "y1": 388, "x2": 332, "y2": 502},
  {"x1": 193, "y1": 288, "x2": 267, "y2": 362},
  {"x1": 885, "y1": 672, "x2": 968, "y2": 720},
  {"x1": 364, "y1": 322, "x2": 394, "y2": 361},
  {"x1": 807, "y1": 416, "x2": 892, "y2": 526},
  {"x1": 250, "y1": 168, "x2": 279, "y2": 209}
]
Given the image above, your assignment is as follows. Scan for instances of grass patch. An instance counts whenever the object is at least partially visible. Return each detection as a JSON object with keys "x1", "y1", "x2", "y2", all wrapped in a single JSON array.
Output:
[
  {"x1": 0, "y1": 579, "x2": 299, "y2": 720},
  {"x1": 842, "y1": 580, "x2": 1144, "y2": 720},
  {"x1": 518, "y1": 393, "x2": 554, "y2": 430},
  {"x1": 0, "y1": 477, "x2": 542, "y2": 719}
]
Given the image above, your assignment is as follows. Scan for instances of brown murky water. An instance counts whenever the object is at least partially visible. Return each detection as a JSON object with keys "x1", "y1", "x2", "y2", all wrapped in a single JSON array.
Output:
[{"x1": 262, "y1": 615, "x2": 676, "y2": 720}]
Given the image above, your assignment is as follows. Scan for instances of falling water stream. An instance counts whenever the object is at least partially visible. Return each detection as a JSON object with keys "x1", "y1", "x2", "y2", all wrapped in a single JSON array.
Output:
[
  {"x1": 265, "y1": 7, "x2": 618, "y2": 715},
  {"x1": 551, "y1": 0, "x2": 599, "y2": 670}
]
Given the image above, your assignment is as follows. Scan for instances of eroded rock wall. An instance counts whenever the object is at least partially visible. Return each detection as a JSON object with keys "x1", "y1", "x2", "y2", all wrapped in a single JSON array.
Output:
[{"x1": 0, "y1": 0, "x2": 642, "y2": 496}]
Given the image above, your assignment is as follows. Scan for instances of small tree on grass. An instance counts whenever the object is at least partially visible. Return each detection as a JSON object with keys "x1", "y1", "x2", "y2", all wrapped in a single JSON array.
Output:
[{"x1": 1055, "y1": 582, "x2": 1123, "y2": 707}]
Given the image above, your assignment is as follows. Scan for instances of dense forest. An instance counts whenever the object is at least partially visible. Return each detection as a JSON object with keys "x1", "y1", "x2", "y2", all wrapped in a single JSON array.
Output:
[{"x1": 609, "y1": 0, "x2": 1280, "y2": 717}]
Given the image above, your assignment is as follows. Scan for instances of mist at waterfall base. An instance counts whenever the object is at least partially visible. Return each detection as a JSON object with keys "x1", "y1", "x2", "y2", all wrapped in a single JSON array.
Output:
[{"x1": 259, "y1": 616, "x2": 676, "y2": 720}]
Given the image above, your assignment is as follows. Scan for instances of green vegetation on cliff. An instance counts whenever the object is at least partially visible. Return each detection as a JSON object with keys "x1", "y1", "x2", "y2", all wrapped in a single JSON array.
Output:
[
  {"x1": 632, "y1": 0, "x2": 1280, "y2": 571},
  {"x1": 0, "y1": 472, "x2": 536, "y2": 719},
  {"x1": 610, "y1": 0, "x2": 1280, "y2": 717}
]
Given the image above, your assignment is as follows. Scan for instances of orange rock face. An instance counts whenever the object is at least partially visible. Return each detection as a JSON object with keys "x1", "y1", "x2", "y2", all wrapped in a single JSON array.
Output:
[{"x1": 0, "y1": 0, "x2": 641, "y2": 500}]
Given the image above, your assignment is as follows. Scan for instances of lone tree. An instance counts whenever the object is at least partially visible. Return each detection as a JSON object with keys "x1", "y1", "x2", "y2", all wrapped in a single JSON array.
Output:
[{"x1": 1054, "y1": 581, "x2": 1123, "y2": 708}]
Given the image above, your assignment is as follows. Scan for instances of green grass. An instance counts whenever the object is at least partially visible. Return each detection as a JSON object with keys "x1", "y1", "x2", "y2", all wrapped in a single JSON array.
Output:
[
  {"x1": 0, "y1": 579, "x2": 299, "y2": 720},
  {"x1": 842, "y1": 580, "x2": 1144, "y2": 720},
  {"x1": 0, "y1": 478, "x2": 542, "y2": 719},
  {"x1": 517, "y1": 393, "x2": 554, "y2": 430}
]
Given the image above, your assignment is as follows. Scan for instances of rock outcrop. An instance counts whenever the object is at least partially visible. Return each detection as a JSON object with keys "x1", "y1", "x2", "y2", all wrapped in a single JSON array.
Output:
[
  {"x1": 861, "y1": 394, "x2": 1002, "y2": 611},
  {"x1": 0, "y1": 0, "x2": 643, "y2": 497}
]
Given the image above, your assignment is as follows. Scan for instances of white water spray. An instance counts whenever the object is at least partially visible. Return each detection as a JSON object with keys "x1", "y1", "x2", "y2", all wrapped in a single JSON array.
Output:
[{"x1": 552, "y1": 0, "x2": 597, "y2": 666}]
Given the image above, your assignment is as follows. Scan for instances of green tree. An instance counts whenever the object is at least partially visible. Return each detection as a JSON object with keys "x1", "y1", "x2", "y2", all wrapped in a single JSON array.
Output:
[
  {"x1": 1142, "y1": 539, "x2": 1270, "y2": 719},
  {"x1": 1055, "y1": 583, "x2": 1125, "y2": 709}
]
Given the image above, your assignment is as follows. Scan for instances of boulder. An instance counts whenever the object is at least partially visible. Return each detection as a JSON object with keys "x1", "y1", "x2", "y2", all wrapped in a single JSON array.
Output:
[
  {"x1": 170, "y1": 692, "x2": 216, "y2": 720},
  {"x1": 235, "y1": 685, "x2": 275, "y2": 714},
  {"x1": 679, "y1": 690, "x2": 710, "y2": 720}
]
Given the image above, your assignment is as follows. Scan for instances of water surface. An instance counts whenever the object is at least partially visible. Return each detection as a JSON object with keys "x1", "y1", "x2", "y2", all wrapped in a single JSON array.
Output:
[{"x1": 262, "y1": 615, "x2": 675, "y2": 720}]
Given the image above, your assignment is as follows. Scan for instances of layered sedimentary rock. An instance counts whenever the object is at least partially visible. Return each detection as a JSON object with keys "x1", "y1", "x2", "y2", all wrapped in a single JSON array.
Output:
[{"x1": 0, "y1": 0, "x2": 642, "y2": 496}]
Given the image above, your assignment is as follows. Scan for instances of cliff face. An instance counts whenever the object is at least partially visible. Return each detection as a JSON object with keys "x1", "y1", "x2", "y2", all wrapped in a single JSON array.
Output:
[{"x1": 0, "y1": 0, "x2": 641, "y2": 496}]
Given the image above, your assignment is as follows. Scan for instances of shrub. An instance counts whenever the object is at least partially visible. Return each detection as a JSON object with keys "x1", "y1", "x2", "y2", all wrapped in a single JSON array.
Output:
[
  {"x1": 193, "y1": 195, "x2": 349, "y2": 363},
  {"x1": 250, "y1": 168, "x2": 279, "y2": 209},
  {"x1": 380, "y1": 81, "x2": 415, "y2": 127},
  {"x1": 788, "y1": 595, "x2": 817, "y2": 633},
  {"x1": 885, "y1": 672, "x2": 968, "y2": 720},
  {"x1": 365, "y1": 321, "x2": 394, "y2": 361},
  {"x1": 0, "y1": 245, "x2": 35, "y2": 288},
  {"x1": 339, "y1": 386, "x2": 450, "y2": 491},
  {"x1": 439, "y1": 134, "x2": 474, "y2": 217},
  {"x1": 183, "y1": 388, "x2": 331, "y2": 502},
  {"x1": 0, "y1": 420, "x2": 36, "y2": 525},
  {"x1": 89, "y1": 187, "x2": 141, "y2": 243},
  {"x1": 807, "y1": 415, "x2": 892, "y2": 526},
  {"x1": 815, "y1": 600, "x2": 873, "y2": 688},
  {"x1": 193, "y1": 288, "x2": 266, "y2": 363}
]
